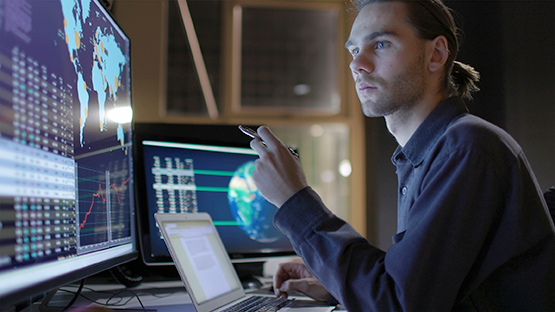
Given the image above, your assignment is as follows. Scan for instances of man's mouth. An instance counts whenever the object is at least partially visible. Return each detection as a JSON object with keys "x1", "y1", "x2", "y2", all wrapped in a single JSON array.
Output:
[{"x1": 357, "y1": 82, "x2": 377, "y2": 94}]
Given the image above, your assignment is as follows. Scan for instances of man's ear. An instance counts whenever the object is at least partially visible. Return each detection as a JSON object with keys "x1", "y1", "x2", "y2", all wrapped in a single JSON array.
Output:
[{"x1": 428, "y1": 36, "x2": 449, "y2": 73}]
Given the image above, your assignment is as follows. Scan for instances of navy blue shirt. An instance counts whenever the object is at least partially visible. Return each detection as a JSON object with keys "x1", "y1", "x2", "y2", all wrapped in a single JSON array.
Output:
[{"x1": 275, "y1": 97, "x2": 555, "y2": 311}]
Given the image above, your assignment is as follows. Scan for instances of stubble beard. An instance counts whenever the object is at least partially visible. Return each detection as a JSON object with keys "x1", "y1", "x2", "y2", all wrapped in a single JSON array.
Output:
[{"x1": 359, "y1": 51, "x2": 427, "y2": 118}]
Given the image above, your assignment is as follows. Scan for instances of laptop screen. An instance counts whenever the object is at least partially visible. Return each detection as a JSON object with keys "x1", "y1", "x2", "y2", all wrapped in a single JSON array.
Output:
[{"x1": 160, "y1": 219, "x2": 242, "y2": 303}]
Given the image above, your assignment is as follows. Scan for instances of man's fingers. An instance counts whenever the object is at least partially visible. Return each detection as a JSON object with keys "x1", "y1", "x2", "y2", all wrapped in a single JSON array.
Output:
[
  {"x1": 278, "y1": 279, "x2": 294, "y2": 296},
  {"x1": 273, "y1": 264, "x2": 293, "y2": 296},
  {"x1": 275, "y1": 288, "x2": 288, "y2": 298},
  {"x1": 279, "y1": 278, "x2": 330, "y2": 302},
  {"x1": 278, "y1": 279, "x2": 310, "y2": 298},
  {"x1": 249, "y1": 137, "x2": 266, "y2": 155},
  {"x1": 257, "y1": 126, "x2": 282, "y2": 149}
]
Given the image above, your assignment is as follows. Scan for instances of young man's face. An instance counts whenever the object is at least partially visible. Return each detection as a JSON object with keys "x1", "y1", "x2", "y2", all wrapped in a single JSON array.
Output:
[{"x1": 345, "y1": 2, "x2": 429, "y2": 118}]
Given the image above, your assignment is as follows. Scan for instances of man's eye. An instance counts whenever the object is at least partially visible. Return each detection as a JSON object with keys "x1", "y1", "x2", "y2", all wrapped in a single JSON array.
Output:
[
  {"x1": 375, "y1": 42, "x2": 390, "y2": 49},
  {"x1": 349, "y1": 48, "x2": 359, "y2": 57}
]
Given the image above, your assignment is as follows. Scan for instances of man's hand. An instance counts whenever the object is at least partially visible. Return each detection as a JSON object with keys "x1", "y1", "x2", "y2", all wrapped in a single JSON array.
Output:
[
  {"x1": 250, "y1": 126, "x2": 308, "y2": 208},
  {"x1": 273, "y1": 261, "x2": 330, "y2": 302}
]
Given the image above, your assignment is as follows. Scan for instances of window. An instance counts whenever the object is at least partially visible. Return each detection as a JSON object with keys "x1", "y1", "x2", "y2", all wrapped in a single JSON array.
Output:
[{"x1": 236, "y1": 6, "x2": 340, "y2": 115}]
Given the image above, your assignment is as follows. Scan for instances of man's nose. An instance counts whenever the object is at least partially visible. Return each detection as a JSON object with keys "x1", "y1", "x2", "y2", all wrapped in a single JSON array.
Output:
[{"x1": 349, "y1": 53, "x2": 374, "y2": 76}]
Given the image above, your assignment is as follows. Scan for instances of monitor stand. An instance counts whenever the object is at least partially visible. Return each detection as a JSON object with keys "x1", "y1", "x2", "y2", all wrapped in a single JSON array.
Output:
[
  {"x1": 38, "y1": 280, "x2": 85, "y2": 312},
  {"x1": 36, "y1": 279, "x2": 156, "y2": 312}
]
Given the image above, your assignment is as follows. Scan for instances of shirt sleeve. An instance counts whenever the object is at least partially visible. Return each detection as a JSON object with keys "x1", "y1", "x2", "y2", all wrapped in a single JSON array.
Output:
[
  {"x1": 274, "y1": 186, "x2": 397, "y2": 311},
  {"x1": 274, "y1": 143, "x2": 553, "y2": 311}
]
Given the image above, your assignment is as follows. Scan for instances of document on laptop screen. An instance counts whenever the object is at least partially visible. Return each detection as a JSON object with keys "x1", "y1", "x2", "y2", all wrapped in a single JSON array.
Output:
[{"x1": 164, "y1": 222, "x2": 242, "y2": 302}]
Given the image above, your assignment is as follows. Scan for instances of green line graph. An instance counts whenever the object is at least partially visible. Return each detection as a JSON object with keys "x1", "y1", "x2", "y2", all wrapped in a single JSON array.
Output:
[
  {"x1": 194, "y1": 169, "x2": 234, "y2": 177},
  {"x1": 213, "y1": 220, "x2": 247, "y2": 226},
  {"x1": 194, "y1": 169, "x2": 235, "y2": 192},
  {"x1": 196, "y1": 186, "x2": 229, "y2": 192}
]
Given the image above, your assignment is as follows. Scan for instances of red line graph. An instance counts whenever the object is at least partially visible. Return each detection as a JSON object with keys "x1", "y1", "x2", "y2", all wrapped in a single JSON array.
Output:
[{"x1": 79, "y1": 178, "x2": 130, "y2": 231}]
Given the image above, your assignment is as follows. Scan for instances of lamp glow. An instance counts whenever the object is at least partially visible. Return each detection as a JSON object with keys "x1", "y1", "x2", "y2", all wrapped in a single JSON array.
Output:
[
  {"x1": 108, "y1": 106, "x2": 133, "y2": 123},
  {"x1": 339, "y1": 159, "x2": 352, "y2": 177}
]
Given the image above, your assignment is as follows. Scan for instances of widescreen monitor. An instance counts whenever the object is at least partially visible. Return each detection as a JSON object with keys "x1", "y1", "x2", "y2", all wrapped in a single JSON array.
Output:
[
  {"x1": 0, "y1": 0, "x2": 136, "y2": 308},
  {"x1": 133, "y1": 123, "x2": 296, "y2": 268}
]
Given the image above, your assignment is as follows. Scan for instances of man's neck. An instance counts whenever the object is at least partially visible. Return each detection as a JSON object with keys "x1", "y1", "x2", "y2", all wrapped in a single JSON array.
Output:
[{"x1": 385, "y1": 93, "x2": 448, "y2": 147}]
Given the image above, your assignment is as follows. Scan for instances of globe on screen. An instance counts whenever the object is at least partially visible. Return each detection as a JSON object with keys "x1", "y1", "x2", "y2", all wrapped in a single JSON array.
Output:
[{"x1": 228, "y1": 161, "x2": 281, "y2": 243}]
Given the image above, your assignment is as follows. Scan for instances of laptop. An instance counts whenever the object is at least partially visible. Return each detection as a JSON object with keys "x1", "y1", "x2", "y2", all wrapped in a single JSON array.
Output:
[{"x1": 155, "y1": 212, "x2": 335, "y2": 312}]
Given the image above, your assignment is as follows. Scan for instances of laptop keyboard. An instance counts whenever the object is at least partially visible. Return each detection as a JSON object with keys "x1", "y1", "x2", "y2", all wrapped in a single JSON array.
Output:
[{"x1": 222, "y1": 295, "x2": 294, "y2": 312}]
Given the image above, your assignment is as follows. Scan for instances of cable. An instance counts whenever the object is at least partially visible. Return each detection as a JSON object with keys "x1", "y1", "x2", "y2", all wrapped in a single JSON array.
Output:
[
  {"x1": 38, "y1": 279, "x2": 85, "y2": 312},
  {"x1": 58, "y1": 284, "x2": 175, "y2": 311},
  {"x1": 108, "y1": 290, "x2": 146, "y2": 311},
  {"x1": 62, "y1": 279, "x2": 85, "y2": 311},
  {"x1": 110, "y1": 265, "x2": 143, "y2": 288}
]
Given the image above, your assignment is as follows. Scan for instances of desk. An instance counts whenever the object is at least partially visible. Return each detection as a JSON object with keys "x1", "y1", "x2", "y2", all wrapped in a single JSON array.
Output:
[
  {"x1": 23, "y1": 280, "x2": 344, "y2": 312},
  {"x1": 24, "y1": 280, "x2": 195, "y2": 312}
]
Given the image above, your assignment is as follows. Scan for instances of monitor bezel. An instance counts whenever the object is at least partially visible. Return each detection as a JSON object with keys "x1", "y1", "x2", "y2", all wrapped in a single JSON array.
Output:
[
  {"x1": 132, "y1": 122, "x2": 297, "y2": 266},
  {"x1": 0, "y1": 250, "x2": 138, "y2": 309}
]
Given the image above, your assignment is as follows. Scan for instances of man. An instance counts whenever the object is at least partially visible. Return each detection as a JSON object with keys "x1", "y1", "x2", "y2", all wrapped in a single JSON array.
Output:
[{"x1": 249, "y1": 0, "x2": 555, "y2": 311}]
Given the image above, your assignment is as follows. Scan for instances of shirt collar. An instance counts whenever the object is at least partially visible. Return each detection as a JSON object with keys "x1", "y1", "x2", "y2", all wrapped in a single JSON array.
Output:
[{"x1": 392, "y1": 96, "x2": 469, "y2": 167}]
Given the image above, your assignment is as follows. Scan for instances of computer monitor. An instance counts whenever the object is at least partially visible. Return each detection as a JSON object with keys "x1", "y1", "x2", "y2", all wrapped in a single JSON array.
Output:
[
  {"x1": 133, "y1": 123, "x2": 296, "y2": 268},
  {"x1": 0, "y1": 0, "x2": 136, "y2": 308}
]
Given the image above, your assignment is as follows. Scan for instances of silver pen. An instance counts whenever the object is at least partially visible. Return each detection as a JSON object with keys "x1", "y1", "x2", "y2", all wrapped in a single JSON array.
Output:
[{"x1": 239, "y1": 125, "x2": 299, "y2": 157}]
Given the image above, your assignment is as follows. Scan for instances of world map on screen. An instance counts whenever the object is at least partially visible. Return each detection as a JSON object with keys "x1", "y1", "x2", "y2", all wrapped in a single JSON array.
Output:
[{"x1": 60, "y1": 0, "x2": 128, "y2": 147}]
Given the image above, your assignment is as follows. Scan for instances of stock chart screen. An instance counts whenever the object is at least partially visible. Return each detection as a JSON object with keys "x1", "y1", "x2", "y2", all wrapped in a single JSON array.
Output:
[{"x1": 0, "y1": 0, "x2": 134, "y2": 272}]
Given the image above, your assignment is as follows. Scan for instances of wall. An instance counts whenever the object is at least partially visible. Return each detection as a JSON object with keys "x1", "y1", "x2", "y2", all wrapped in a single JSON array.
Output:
[
  {"x1": 111, "y1": 0, "x2": 168, "y2": 122},
  {"x1": 502, "y1": 1, "x2": 555, "y2": 192}
]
